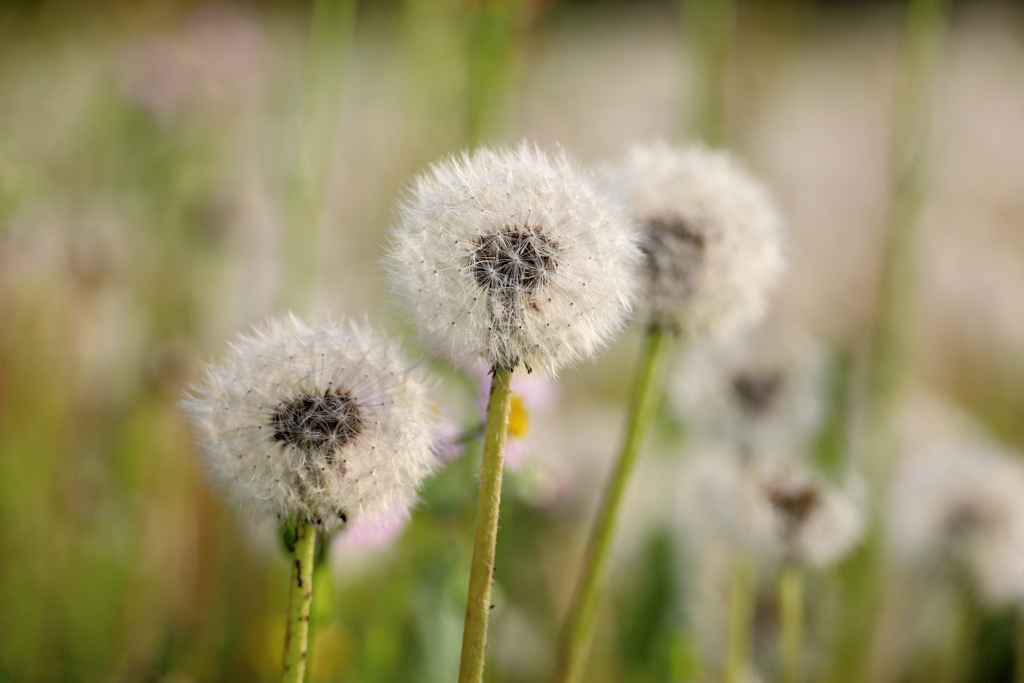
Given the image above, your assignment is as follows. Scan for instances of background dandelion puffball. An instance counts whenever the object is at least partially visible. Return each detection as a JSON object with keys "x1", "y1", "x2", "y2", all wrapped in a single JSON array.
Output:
[
  {"x1": 184, "y1": 315, "x2": 438, "y2": 531},
  {"x1": 607, "y1": 142, "x2": 785, "y2": 336},
  {"x1": 670, "y1": 326, "x2": 826, "y2": 459},
  {"x1": 385, "y1": 142, "x2": 641, "y2": 375}
]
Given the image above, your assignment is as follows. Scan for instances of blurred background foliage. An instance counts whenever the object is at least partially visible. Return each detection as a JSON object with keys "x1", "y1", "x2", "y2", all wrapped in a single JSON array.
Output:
[{"x1": 1, "y1": 0, "x2": 1024, "y2": 681}]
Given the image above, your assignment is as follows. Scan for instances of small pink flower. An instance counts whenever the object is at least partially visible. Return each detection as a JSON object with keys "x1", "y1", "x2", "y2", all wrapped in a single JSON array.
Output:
[
  {"x1": 332, "y1": 506, "x2": 410, "y2": 555},
  {"x1": 432, "y1": 415, "x2": 468, "y2": 464}
]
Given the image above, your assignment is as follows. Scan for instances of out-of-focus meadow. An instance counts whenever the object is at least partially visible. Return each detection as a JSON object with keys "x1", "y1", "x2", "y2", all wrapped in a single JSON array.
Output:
[{"x1": 2, "y1": 0, "x2": 1024, "y2": 681}]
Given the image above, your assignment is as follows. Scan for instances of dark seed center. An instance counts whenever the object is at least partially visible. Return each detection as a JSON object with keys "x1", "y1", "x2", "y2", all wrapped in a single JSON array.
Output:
[
  {"x1": 732, "y1": 369, "x2": 785, "y2": 416},
  {"x1": 271, "y1": 389, "x2": 363, "y2": 460},
  {"x1": 946, "y1": 503, "x2": 995, "y2": 540},
  {"x1": 643, "y1": 218, "x2": 706, "y2": 296},
  {"x1": 766, "y1": 481, "x2": 820, "y2": 528},
  {"x1": 470, "y1": 228, "x2": 558, "y2": 293}
]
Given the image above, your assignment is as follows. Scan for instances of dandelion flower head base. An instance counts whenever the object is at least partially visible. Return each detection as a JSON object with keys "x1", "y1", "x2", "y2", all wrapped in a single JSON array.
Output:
[{"x1": 272, "y1": 389, "x2": 364, "y2": 468}]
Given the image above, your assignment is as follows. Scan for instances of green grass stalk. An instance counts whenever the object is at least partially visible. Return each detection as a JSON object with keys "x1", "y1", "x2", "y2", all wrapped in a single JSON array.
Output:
[
  {"x1": 282, "y1": 521, "x2": 317, "y2": 683},
  {"x1": 554, "y1": 327, "x2": 672, "y2": 683},
  {"x1": 1015, "y1": 613, "x2": 1024, "y2": 683},
  {"x1": 724, "y1": 553, "x2": 754, "y2": 683},
  {"x1": 679, "y1": 0, "x2": 736, "y2": 147},
  {"x1": 828, "y1": 0, "x2": 949, "y2": 679},
  {"x1": 779, "y1": 564, "x2": 804, "y2": 683},
  {"x1": 457, "y1": 364, "x2": 515, "y2": 683},
  {"x1": 465, "y1": 0, "x2": 526, "y2": 146},
  {"x1": 277, "y1": 0, "x2": 356, "y2": 312}
]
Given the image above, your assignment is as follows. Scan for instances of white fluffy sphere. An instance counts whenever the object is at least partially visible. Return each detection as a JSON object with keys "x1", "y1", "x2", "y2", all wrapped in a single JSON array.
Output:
[
  {"x1": 607, "y1": 142, "x2": 784, "y2": 335},
  {"x1": 385, "y1": 142, "x2": 641, "y2": 375},
  {"x1": 184, "y1": 315, "x2": 438, "y2": 531}
]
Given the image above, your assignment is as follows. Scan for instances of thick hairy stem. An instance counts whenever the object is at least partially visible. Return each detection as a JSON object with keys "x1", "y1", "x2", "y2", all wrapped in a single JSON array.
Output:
[
  {"x1": 281, "y1": 521, "x2": 317, "y2": 683},
  {"x1": 457, "y1": 364, "x2": 515, "y2": 683}
]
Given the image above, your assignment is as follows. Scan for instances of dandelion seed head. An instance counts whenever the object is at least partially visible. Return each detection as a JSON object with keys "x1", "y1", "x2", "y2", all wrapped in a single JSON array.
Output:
[
  {"x1": 183, "y1": 314, "x2": 438, "y2": 531},
  {"x1": 385, "y1": 142, "x2": 641, "y2": 375},
  {"x1": 670, "y1": 326, "x2": 825, "y2": 459},
  {"x1": 680, "y1": 452, "x2": 864, "y2": 568},
  {"x1": 606, "y1": 142, "x2": 784, "y2": 335},
  {"x1": 890, "y1": 441, "x2": 1024, "y2": 607}
]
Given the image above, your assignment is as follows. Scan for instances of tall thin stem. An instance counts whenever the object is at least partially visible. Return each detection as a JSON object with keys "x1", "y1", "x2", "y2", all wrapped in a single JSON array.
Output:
[
  {"x1": 779, "y1": 564, "x2": 804, "y2": 683},
  {"x1": 465, "y1": 0, "x2": 525, "y2": 146},
  {"x1": 724, "y1": 553, "x2": 754, "y2": 683},
  {"x1": 1015, "y1": 612, "x2": 1024, "y2": 683},
  {"x1": 865, "y1": 0, "x2": 950, "y2": 486},
  {"x1": 554, "y1": 327, "x2": 672, "y2": 683},
  {"x1": 282, "y1": 521, "x2": 317, "y2": 683},
  {"x1": 457, "y1": 364, "x2": 515, "y2": 683},
  {"x1": 679, "y1": 0, "x2": 736, "y2": 147},
  {"x1": 829, "y1": 1, "x2": 949, "y2": 680}
]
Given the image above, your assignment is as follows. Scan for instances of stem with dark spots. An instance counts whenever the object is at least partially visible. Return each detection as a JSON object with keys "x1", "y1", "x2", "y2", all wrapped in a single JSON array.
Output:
[{"x1": 282, "y1": 520, "x2": 317, "y2": 683}]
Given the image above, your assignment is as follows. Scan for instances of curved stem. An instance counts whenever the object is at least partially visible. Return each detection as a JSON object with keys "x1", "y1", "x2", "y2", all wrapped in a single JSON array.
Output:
[
  {"x1": 779, "y1": 564, "x2": 804, "y2": 683},
  {"x1": 554, "y1": 327, "x2": 672, "y2": 683},
  {"x1": 457, "y1": 364, "x2": 515, "y2": 683},
  {"x1": 282, "y1": 521, "x2": 317, "y2": 683}
]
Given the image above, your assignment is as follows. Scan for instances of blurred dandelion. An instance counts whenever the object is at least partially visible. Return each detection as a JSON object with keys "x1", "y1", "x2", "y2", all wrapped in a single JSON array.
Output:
[
  {"x1": 680, "y1": 453, "x2": 864, "y2": 569},
  {"x1": 557, "y1": 142, "x2": 786, "y2": 683},
  {"x1": 606, "y1": 142, "x2": 784, "y2": 336},
  {"x1": 671, "y1": 327, "x2": 825, "y2": 461},
  {"x1": 890, "y1": 441, "x2": 1024, "y2": 609}
]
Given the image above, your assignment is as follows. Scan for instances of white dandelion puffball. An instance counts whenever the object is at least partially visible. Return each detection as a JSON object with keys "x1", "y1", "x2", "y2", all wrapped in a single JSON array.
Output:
[
  {"x1": 607, "y1": 142, "x2": 784, "y2": 335},
  {"x1": 184, "y1": 315, "x2": 438, "y2": 531},
  {"x1": 385, "y1": 142, "x2": 641, "y2": 375},
  {"x1": 679, "y1": 452, "x2": 864, "y2": 568},
  {"x1": 890, "y1": 441, "x2": 1024, "y2": 607},
  {"x1": 670, "y1": 326, "x2": 825, "y2": 460}
]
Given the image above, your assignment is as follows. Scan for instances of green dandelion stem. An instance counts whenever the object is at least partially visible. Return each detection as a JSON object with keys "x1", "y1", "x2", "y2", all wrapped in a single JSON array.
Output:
[
  {"x1": 457, "y1": 364, "x2": 514, "y2": 683},
  {"x1": 281, "y1": 521, "x2": 317, "y2": 683},
  {"x1": 1015, "y1": 614, "x2": 1024, "y2": 683},
  {"x1": 779, "y1": 564, "x2": 804, "y2": 683},
  {"x1": 724, "y1": 553, "x2": 754, "y2": 683},
  {"x1": 554, "y1": 327, "x2": 672, "y2": 683}
]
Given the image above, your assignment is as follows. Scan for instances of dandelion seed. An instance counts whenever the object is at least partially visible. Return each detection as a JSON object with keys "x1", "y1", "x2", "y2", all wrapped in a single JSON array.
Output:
[
  {"x1": 183, "y1": 314, "x2": 438, "y2": 531},
  {"x1": 606, "y1": 142, "x2": 784, "y2": 336},
  {"x1": 385, "y1": 141, "x2": 641, "y2": 375}
]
